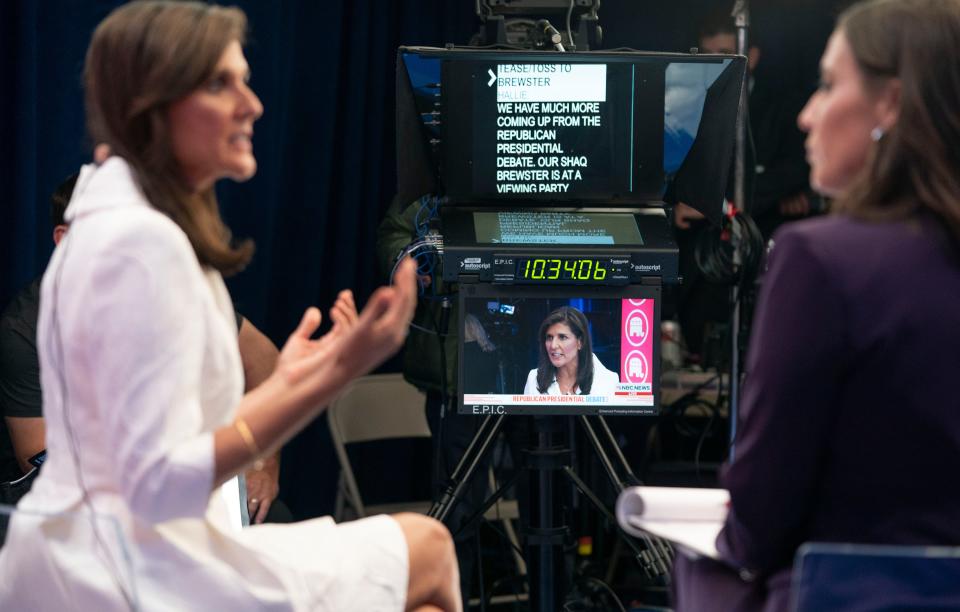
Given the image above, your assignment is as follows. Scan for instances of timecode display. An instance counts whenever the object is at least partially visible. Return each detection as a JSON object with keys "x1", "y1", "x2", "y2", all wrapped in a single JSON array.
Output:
[{"x1": 517, "y1": 258, "x2": 609, "y2": 282}]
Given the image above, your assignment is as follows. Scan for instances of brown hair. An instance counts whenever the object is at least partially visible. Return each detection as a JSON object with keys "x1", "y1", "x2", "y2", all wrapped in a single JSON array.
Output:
[
  {"x1": 536, "y1": 306, "x2": 594, "y2": 394},
  {"x1": 834, "y1": 0, "x2": 960, "y2": 244},
  {"x1": 84, "y1": 0, "x2": 253, "y2": 274},
  {"x1": 51, "y1": 172, "x2": 79, "y2": 227}
]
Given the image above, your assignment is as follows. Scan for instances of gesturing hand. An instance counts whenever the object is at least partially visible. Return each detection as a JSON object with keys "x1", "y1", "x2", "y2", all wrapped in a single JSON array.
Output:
[
  {"x1": 328, "y1": 289, "x2": 358, "y2": 338},
  {"x1": 333, "y1": 256, "x2": 417, "y2": 374},
  {"x1": 275, "y1": 258, "x2": 418, "y2": 398},
  {"x1": 275, "y1": 307, "x2": 330, "y2": 379}
]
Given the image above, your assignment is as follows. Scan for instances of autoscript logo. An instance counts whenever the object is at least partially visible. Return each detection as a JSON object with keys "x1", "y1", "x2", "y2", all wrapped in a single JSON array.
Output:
[
  {"x1": 633, "y1": 263, "x2": 662, "y2": 272},
  {"x1": 461, "y1": 257, "x2": 492, "y2": 271},
  {"x1": 471, "y1": 405, "x2": 505, "y2": 414}
]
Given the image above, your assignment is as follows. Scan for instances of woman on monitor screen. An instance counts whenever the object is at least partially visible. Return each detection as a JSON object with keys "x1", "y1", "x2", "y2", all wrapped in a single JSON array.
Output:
[{"x1": 523, "y1": 306, "x2": 619, "y2": 396}]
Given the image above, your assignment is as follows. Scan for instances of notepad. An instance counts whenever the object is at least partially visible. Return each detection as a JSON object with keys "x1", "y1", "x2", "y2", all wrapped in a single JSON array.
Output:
[{"x1": 616, "y1": 486, "x2": 729, "y2": 559}]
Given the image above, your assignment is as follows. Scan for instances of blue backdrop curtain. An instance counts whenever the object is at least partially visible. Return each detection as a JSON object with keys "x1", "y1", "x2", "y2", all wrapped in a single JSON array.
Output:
[
  {"x1": 0, "y1": 0, "x2": 836, "y2": 519},
  {"x1": 0, "y1": 0, "x2": 477, "y2": 519}
]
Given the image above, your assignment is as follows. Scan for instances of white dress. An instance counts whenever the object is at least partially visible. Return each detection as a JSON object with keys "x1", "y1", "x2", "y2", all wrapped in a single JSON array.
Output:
[
  {"x1": 523, "y1": 353, "x2": 620, "y2": 395},
  {"x1": 0, "y1": 159, "x2": 408, "y2": 611}
]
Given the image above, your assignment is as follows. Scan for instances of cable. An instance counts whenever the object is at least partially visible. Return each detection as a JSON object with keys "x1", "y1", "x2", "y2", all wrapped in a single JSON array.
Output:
[
  {"x1": 488, "y1": 575, "x2": 528, "y2": 608},
  {"x1": 434, "y1": 297, "x2": 452, "y2": 481},
  {"x1": 478, "y1": 513, "x2": 526, "y2": 560},
  {"x1": 388, "y1": 199, "x2": 451, "y2": 343},
  {"x1": 388, "y1": 205, "x2": 459, "y2": 501},
  {"x1": 693, "y1": 209, "x2": 763, "y2": 286},
  {"x1": 566, "y1": 0, "x2": 575, "y2": 50},
  {"x1": 639, "y1": 375, "x2": 723, "y2": 481},
  {"x1": 663, "y1": 373, "x2": 720, "y2": 411},
  {"x1": 693, "y1": 405, "x2": 719, "y2": 484},
  {"x1": 49, "y1": 168, "x2": 138, "y2": 610},
  {"x1": 388, "y1": 235, "x2": 444, "y2": 289},
  {"x1": 581, "y1": 576, "x2": 627, "y2": 612}
]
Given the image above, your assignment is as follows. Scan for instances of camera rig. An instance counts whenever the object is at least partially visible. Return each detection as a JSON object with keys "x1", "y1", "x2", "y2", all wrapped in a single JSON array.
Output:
[
  {"x1": 394, "y1": 44, "x2": 745, "y2": 610},
  {"x1": 474, "y1": 0, "x2": 602, "y2": 51}
]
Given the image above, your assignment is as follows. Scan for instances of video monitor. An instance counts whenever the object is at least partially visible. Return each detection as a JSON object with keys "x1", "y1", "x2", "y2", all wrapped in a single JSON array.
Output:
[
  {"x1": 397, "y1": 47, "x2": 746, "y2": 224},
  {"x1": 458, "y1": 283, "x2": 660, "y2": 416}
]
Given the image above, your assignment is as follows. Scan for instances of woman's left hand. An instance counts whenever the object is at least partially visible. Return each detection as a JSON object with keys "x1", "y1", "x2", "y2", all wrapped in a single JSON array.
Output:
[{"x1": 244, "y1": 455, "x2": 280, "y2": 524}]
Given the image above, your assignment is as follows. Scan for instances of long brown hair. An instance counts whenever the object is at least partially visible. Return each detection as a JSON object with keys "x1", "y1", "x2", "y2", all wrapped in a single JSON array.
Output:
[
  {"x1": 536, "y1": 306, "x2": 594, "y2": 394},
  {"x1": 84, "y1": 1, "x2": 253, "y2": 275},
  {"x1": 834, "y1": 0, "x2": 960, "y2": 244}
]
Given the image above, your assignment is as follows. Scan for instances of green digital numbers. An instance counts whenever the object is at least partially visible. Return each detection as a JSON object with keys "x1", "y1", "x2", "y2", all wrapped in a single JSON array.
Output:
[{"x1": 521, "y1": 258, "x2": 609, "y2": 282}]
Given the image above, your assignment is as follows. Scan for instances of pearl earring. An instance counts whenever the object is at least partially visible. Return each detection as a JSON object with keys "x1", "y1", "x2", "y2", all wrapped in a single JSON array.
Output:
[{"x1": 871, "y1": 126, "x2": 885, "y2": 142}]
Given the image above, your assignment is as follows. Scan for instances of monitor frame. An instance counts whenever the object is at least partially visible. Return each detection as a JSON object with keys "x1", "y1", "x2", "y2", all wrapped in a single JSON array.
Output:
[
  {"x1": 396, "y1": 46, "x2": 746, "y2": 225},
  {"x1": 457, "y1": 282, "x2": 661, "y2": 416}
]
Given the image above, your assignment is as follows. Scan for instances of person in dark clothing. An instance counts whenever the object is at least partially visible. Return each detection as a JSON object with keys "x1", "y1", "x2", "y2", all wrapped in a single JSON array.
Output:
[
  {"x1": 676, "y1": 10, "x2": 818, "y2": 238},
  {"x1": 672, "y1": 11, "x2": 820, "y2": 359},
  {"x1": 460, "y1": 314, "x2": 499, "y2": 394},
  {"x1": 0, "y1": 279, "x2": 43, "y2": 485},
  {"x1": 0, "y1": 173, "x2": 290, "y2": 524},
  {"x1": 0, "y1": 175, "x2": 75, "y2": 483},
  {"x1": 672, "y1": 1, "x2": 960, "y2": 609}
]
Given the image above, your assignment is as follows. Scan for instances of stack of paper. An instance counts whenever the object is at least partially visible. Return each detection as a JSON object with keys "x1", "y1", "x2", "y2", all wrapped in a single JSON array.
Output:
[{"x1": 616, "y1": 486, "x2": 729, "y2": 559}]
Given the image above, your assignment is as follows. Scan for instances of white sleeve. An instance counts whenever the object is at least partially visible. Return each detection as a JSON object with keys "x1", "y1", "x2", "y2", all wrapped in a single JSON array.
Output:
[
  {"x1": 590, "y1": 355, "x2": 620, "y2": 395},
  {"x1": 523, "y1": 369, "x2": 539, "y2": 395},
  {"x1": 79, "y1": 223, "x2": 213, "y2": 523}
]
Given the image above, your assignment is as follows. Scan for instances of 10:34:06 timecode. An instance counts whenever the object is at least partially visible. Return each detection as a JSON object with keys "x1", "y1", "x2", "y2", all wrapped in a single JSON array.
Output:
[{"x1": 518, "y1": 258, "x2": 608, "y2": 281}]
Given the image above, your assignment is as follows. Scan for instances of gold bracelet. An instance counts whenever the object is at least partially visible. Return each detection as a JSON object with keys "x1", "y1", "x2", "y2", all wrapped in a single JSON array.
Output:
[{"x1": 234, "y1": 418, "x2": 265, "y2": 471}]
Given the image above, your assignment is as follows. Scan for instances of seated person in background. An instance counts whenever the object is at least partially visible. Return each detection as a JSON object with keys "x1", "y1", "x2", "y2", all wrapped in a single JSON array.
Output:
[
  {"x1": 0, "y1": 174, "x2": 286, "y2": 525},
  {"x1": 671, "y1": 9, "x2": 819, "y2": 360},
  {"x1": 672, "y1": 1, "x2": 960, "y2": 610},
  {"x1": 524, "y1": 306, "x2": 619, "y2": 396},
  {"x1": 675, "y1": 8, "x2": 818, "y2": 239},
  {"x1": 0, "y1": 175, "x2": 75, "y2": 484},
  {"x1": 233, "y1": 311, "x2": 287, "y2": 524},
  {"x1": 461, "y1": 313, "x2": 499, "y2": 394},
  {"x1": 0, "y1": 2, "x2": 459, "y2": 610}
]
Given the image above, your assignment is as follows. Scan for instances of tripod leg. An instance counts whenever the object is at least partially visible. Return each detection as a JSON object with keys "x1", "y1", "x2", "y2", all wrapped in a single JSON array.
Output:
[
  {"x1": 594, "y1": 415, "x2": 642, "y2": 487},
  {"x1": 573, "y1": 418, "x2": 675, "y2": 579},
  {"x1": 450, "y1": 471, "x2": 520, "y2": 538},
  {"x1": 561, "y1": 466, "x2": 672, "y2": 579},
  {"x1": 579, "y1": 415, "x2": 628, "y2": 492},
  {"x1": 429, "y1": 414, "x2": 506, "y2": 523}
]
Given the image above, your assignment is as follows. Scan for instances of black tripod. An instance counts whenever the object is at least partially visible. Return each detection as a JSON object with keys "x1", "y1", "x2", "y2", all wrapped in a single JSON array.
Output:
[{"x1": 428, "y1": 412, "x2": 673, "y2": 612}]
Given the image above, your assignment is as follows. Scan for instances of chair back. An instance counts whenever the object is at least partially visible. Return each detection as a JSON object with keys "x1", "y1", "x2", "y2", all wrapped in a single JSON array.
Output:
[
  {"x1": 327, "y1": 373, "x2": 428, "y2": 518},
  {"x1": 792, "y1": 542, "x2": 960, "y2": 611},
  {"x1": 326, "y1": 374, "x2": 528, "y2": 586},
  {"x1": 329, "y1": 373, "x2": 429, "y2": 444}
]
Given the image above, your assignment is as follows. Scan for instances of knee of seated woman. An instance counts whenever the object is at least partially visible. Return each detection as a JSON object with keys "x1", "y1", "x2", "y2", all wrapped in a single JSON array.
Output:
[{"x1": 395, "y1": 513, "x2": 453, "y2": 551}]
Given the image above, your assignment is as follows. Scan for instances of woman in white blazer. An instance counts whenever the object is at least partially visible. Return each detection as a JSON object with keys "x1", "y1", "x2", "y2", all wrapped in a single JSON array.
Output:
[
  {"x1": 523, "y1": 306, "x2": 620, "y2": 397},
  {"x1": 0, "y1": 2, "x2": 460, "y2": 611}
]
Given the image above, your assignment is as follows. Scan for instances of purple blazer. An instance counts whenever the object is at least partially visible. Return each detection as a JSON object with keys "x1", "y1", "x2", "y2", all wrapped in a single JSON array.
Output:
[{"x1": 673, "y1": 213, "x2": 960, "y2": 611}]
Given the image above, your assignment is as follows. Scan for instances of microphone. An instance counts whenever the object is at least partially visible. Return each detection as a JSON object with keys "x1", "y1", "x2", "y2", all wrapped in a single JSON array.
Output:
[{"x1": 537, "y1": 19, "x2": 566, "y2": 52}]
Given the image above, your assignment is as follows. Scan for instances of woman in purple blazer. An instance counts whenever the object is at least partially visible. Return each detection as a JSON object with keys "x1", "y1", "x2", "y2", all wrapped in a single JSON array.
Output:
[{"x1": 673, "y1": 1, "x2": 960, "y2": 610}]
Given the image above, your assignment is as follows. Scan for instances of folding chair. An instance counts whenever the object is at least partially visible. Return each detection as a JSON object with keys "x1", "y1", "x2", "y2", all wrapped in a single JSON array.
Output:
[
  {"x1": 327, "y1": 373, "x2": 527, "y2": 590},
  {"x1": 328, "y1": 373, "x2": 432, "y2": 519}
]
